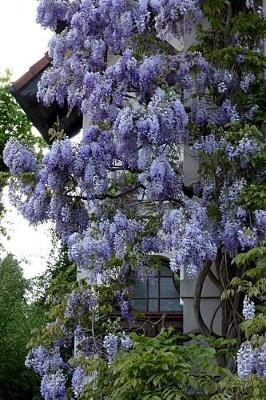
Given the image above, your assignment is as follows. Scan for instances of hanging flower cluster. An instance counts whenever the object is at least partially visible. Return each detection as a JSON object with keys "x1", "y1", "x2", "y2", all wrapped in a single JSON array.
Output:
[
  {"x1": 237, "y1": 297, "x2": 266, "y2": 379},
  {"x1": 25, "y1": 346, "x2": 68, "y2": 399},
  {"x1": 103, "y1": 333, "x2": 133, "y2": 364}
]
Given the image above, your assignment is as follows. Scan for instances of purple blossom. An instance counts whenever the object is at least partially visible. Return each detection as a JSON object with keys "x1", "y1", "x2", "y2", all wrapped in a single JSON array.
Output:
[
  {"x1": 3, "y1": 139, "x2": 37, "y2": 175},
  {"x1": 115, "y1": 290, "x2": 133, "y2": 320},
  {"x1": 140, "y1": 156, "x2": 182, "y2": 201},
  {"x1": 254, "y1": 210, "x2": 266, "y2": 231},
  {"x1": 212, "y1": 100, "x2": 240, "y2": 125},
  {"x1": 162, "y1": 201, "x2": 217, "y2": 276},
  {"x1": 141, "y1": 237, "x2": 161, "y2": 253},
  {"x1": 256, "y1": 343, "x2": 266, "y2": 377},
  {"x1": 240, "y1": 73, "x2": 255, "y2": 92},
  {"x1": 236, "y1": 54, "x2": 246, "y2": 64},
  {"x1": 7, "y1": 3, "x2": 265, "y2": 396},
  {"x1": 113, "y1": 107, "x2": 139, "y2": 169},
  {"x1": 103, "y1": 333, "x2": 133, "y2": 363},
  {"x1": 64, "y1": 289, "x2": 98, "y2": 319},
  {"x1": 21, "y1": 194, "x2": 49, "y2": 224},
  {"x1": 120, "y1": 336, "x2": 133, "y2": 351},
  {"x1": 220, "y1": 179, "x2": 247, "y2": 207},
  {"x1": 139, "y1": 92, "x2": 188, "y2": 145},
  {"x1": 25, "y1": 346, "x2": 64, "y2": 377},
  {"x1": 214, "y1": 69, "x2": 234, "y2": 94},
  {"x1": 222, "y1": 221, "x2": 240, "y2": 256},
  {"x1": 41, "y1": 372, "x2": 67, "y2": 400},
  {"x1": 190, "y1": 99, "x2": 208, "y2": 126},
  {"x1": 153, "y1": 0, "x2": 202, "y2": 40},
  {"x1": 43, "y1": 139, "x2": 73, "y2": 172},
  {"x1": 237, "y1": 228, "x2": 258, "y2": 250},
  {"x1": 246, "y1": 0, "x2": 255, "y2": 10},
  {"x1": 37, "y1": 0, "x2": 78, "y2": 30},
  {"x1": 226, "y1": 136, "x2": 260, "y2": 162},
  {"x1": 119, "y1": 300, "x2": 132, "y2": 320},
  {"x1": 236, "y1": 207, "x2": 247, "y2": 221},
  {"x1": 202, "y1": 181, "x2": 214, "y2": 203},
  {"x1": 72, "y1": 367, "x2": 86, "y2": 398},
  {"x1": 194, "y1": 134, "x2": 222, "y2": 155},
  {"x1": 74, "y1": 326, "x2": 94, "y2": 356},
  {"x1": 67, "y1": 233, "x2": 98, "y2": 270},
  {"x1": 237, "y1": 341, "x2": 255, "y2": 379},
  {"x1": 242, "y1": 295, "x2": 255, "y2": 320},
  {"x1": 245, "y1": 104, "x2": 259, "y2": 120},
  {"x1": 64, "y1": 290, "x2": 79, "y2": 319},
  {"x1": 103, "y1": 334, "x2": 119, "y2": 364}
]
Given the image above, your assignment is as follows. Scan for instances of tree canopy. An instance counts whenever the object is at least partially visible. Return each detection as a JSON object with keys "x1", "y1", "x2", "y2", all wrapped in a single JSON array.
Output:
[{"x1": 0, "y1": 255, "x2": 40, "y2": 400}]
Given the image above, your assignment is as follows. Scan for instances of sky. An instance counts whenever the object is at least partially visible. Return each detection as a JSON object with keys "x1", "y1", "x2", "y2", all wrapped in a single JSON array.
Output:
[
  {"x1": 0, "y1": 1, "x2": 54, "y2": 278},
  {"x1": 0, "y1": 0, "x2": 52, "y2": 80}
]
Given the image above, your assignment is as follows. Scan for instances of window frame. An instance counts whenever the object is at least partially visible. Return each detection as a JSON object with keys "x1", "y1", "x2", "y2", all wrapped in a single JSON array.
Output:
[{"x1": 132, "y1": 257, "x2": 183, "y2": 315}]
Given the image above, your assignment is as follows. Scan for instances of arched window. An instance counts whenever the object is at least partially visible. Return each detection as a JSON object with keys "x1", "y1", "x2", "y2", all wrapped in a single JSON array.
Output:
[{"x1": 133, "y1": 258, "x2": 183, "y2": 314}]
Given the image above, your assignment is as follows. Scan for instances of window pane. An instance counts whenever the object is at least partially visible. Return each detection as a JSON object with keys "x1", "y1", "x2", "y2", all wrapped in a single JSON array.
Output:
[
  {"x1": 133, "y1": 281, "x2": 147, "y2": 298},
  {"x1": 149, "y1": 277, "x2": 158, "y2": 297},
  {"x1": 160, "y1": 277, "x2": 178, "y2": 298},
  {"x1": 133, "y1": 299, "x2": 147, "y2": 312},
  {"x1": 148, "y1": 299, "x2": 159, "y2": 312},
  {"x1": 160, "y1": 299, "x2": 182, "y2": 312}
]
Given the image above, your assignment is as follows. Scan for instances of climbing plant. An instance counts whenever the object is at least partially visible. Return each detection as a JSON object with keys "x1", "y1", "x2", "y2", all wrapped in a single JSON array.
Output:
[{"x1": 3, "y1": 0, "x2": 265, "y2": 398}]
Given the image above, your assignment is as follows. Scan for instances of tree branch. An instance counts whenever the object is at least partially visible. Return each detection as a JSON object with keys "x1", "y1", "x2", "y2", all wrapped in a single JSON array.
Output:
[{"x1": 67, "y1": 184, "x2": 144, "y2": 202}]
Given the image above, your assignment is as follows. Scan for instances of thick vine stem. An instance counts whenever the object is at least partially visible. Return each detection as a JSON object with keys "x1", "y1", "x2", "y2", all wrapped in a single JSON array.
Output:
[{"x1": 193, "y1": 260, "x2": 214, "y2": 337}]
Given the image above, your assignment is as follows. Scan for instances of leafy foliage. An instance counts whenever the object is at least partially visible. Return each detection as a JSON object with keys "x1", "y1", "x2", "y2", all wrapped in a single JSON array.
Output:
[
  {"x1": 213, "y1": 371, "x2": 266, "y2": 400},
  {"x1": 0, "y1": 255, "x2": 40, "y2": 400},
  {"x1": 81, "y1": 330, "x2": 223, "y2": 400}
]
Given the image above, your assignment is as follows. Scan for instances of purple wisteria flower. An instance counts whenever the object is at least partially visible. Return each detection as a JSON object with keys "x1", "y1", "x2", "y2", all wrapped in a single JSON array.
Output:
[
  {"x1": 254, "y1": 210, "x2": 266, "y2": 231},
  {"x1": 236, "y1": 53, "x2": 246, "y2": 64},
  {"x1": 40, "y1": 372, "x2": 67, "y2": 400},
  {"x1": 153, "y1": 0, "x2": 202, "y2": 40},
  {"x1": 225, "y1": 136, "x2": 260, "y2": 162},
  {"x1": 120, "y1": 299, "x2": 133, "y2": 320},
  {"x1": 25, "y1": 346, "x2": 65, "y2": 377},
  {"x1": 194, "y1": 134, "x2": 223, "y2": 155},
  {"x1": 37, "y1": 0, "x2": 79, "y2": 30},
  {"x1": 140, "y1": 155, "x2": 182, "y2": 201},
  {"x1": 256, "y1": 343, "x2": 266, "y2": 377},
  {"x1": 3, "y1": 139, "x2": 37, "y2": 175},
  {"x1": 103, "y1": 334, "x2": 119, "y2": 364},
  {"x1": 43, "y1": 139, "x2": 73, "y2": 172},
  {"x1": 237, "y1": 228, "x2": 258, "y2": 250},
  {"x1": 246, "y1": 0, "x2": 255, "y2": 10},
  {"x1": 64, "y1": 289, "x2": 98, "y2": 319},
  {"x1": 222, "y1": 221, "x2": 240, "y2": 257},
  {"x1": 162, "y1": 201, "x2": 217, "y2": 276},
  {"x1": 72, "y1": 366, "x2": 86, "y2": 398},
  {"x1": 103, "y1": 333, "x2": 133, "y2": 363},
  {"x1": 240, "y1": 73, "x2": 255, "y2": 92},
  {"x1": 120, "y1": 336, "x2": 133, "y2": 351},
  {"x1": 242, "y1": 295, "x2": 255, "y2": 320},
  {"x1": 237, "y1": 341, "x2": 255, "y2": 379}
]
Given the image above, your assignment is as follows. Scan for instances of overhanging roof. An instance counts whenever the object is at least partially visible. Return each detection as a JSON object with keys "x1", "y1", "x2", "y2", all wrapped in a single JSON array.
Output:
[{"x1": 11, "y1": 55, "x2": 82, "y2": 144}]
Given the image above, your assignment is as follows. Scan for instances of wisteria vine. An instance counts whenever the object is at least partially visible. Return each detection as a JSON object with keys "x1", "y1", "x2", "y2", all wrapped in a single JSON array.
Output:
[{"x1": 4, "y1": 0, "x2": 266, "y2": 398}]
